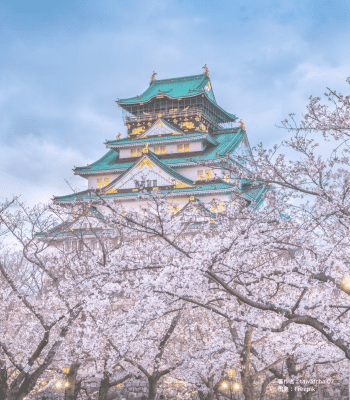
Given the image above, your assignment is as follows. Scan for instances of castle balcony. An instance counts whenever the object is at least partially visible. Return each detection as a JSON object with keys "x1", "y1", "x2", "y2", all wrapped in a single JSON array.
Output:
[
  {"x1": 123, "y1": 106, "x2": 201, "y2": 124},
  {"x1": 122, "y1": 106, "x2": 235, "y2": 131}
]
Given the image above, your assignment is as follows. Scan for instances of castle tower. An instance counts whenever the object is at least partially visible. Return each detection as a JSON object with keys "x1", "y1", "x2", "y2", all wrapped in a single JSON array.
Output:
[{"x1": 53, "y1": 68, "x2": 265, "y2": 216}]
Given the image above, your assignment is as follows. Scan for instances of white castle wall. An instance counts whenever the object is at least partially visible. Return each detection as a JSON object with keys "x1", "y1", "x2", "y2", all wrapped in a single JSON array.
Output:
[
  {"x1": 118, "y1": 141, "x2": 203, "y2": 159},
  {"x1": 88, "y1": 173, "x2": 121, "y2": 189}
]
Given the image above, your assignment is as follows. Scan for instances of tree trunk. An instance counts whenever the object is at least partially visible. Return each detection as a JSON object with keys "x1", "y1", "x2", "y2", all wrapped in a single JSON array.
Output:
[
  {"x1": 286, "y1": 356, "x2": 298, "y2": 400},
  {"x1": 206, "y1": 375, "x2": 215, "y2": 400},
  {"x1": 259, "y1": 375, "x2": 275, "y2": 400},
  {"x1": 241, "y1": 329, "x2": 254, "y2": 400},
  {"x1": 242, "y1": 377, "x2": 254, "y2": 400},
  {"x1": 65, "y1": 362, "x2": 81, "y2": 400},
  {"x1": 0, "y1": 359, "x2": 8, "y2": 400},
  {"x1": 147, "y1": 377, "x2": 159, "y2": 400},
  {"x1": 98, "y1": 372, "x2": 111, "y2": 400}
]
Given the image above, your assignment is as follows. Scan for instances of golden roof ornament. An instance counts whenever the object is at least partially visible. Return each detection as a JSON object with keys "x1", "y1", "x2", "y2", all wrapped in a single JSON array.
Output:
[
  {"x1": 202, "y1": 64, "x2": 209, "y2": 77},
  {"x1": 238, "y1": 119, "x2": 246, "y2": 131},
  {"x1": 142, "y1": 142, "x2": 149, "y2": 154},
  {"x1": 117, "y1": 133, "x2": 122, "y2": 140},
  {"x1": 150, "y1": 71, "x2": 157, "y2": 83}
]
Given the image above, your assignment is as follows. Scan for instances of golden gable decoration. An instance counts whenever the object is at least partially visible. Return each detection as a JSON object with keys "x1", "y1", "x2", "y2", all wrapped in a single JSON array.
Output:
[
  {"x1": 138, "y1": 158, "x2": 155, "y2": 170},
  {"x1": 174, "y1": 181, "x2": 191, "y2": 189}
]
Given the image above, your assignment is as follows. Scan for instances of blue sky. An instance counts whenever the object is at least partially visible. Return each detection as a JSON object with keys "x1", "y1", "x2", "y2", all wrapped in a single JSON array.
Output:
[{"x1": 1, "y1": 0, "x2": 350, "y2": 204}]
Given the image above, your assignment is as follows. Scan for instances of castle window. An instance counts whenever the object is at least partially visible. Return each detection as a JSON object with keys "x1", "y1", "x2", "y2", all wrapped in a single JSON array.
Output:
[
  {"x1": 218, "y1": 202, "x2": 225, "y2": 212},
  {"x1": 197, "y1": 170, "x2": 203, "y2": 180},
  {"x1": 154, "y1": 147, "x2": 160, "y2": 154},
  {"x1": 64, "y1": 241, "x2": 72, "y2": 252},
  {"x1": 223, "y1": 172, "x2": 230, "y2": 183},
  {"x1": 146, "y1": 180, "x2": 152, "y2": 187},
  {"x1": 132, "y1": 148, "x2": 142, "y2": 157},
  {"x1": 153, "y1": 180, "x2": 157, "y2": 186},
  {"x1": 97, "y1": 178, "x2": 102, "y2": 189},
  {"x1": 78, "y1": 241, "x2": 83, "y2": 251},
  {"x1": 177, "y1": 144, "x2": 184, "y2": 152},
  {"x1": 161, "y1": 146, "x2": 166, "y2": 154},
  {"x1": 104, "y1": 178, "x2": 109, "y2": 187},
  {"x1": 184, "y1": 143, "x2": 190, "y2": 152},
  {"x1": 206, "y1": 170, "x2": 212, "y2": 180}
]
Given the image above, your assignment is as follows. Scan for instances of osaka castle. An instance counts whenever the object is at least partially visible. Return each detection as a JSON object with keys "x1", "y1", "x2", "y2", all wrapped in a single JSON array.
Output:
[{"x1": 53, "y1": 66, "x2": 266, "y2": 215}]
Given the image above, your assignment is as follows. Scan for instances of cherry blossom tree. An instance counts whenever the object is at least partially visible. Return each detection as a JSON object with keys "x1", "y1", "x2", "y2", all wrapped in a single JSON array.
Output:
[{"x1": 4, "y1": 76, "x2": 350, "y2": 400}]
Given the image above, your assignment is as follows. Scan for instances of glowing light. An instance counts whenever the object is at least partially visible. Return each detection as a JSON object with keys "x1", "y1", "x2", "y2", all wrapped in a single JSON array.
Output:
[
  {"x1": 221, "y1": 382, "x2": 228, "y2": 389},
  {"x1": 342, "y1": 275, "x2": 350, "y2": 291},
  {"x1": 65, "y1": 382, "x2": 69, "y2": 387},
  {"x1": 56, "y1": 381, "x2": 62, "y2": 388},
  {"x1": 52, "y1": 297, "x2": 56, "y2": 300},
  {"x1": 40, "y1": 381, "x2": 47, "y2": 386},
  {"x1": 233, "y1": 383, "x2": 240, "y2": 391}
]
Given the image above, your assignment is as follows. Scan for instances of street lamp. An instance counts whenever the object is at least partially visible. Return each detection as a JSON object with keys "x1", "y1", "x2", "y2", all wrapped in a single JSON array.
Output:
[
  {"x1": 56, "y1": 381, "x2": 62, "y2": 389},
  {"x1": 221, "y1": 381, "x2": 229, "y2": 389},
  {"x1": 342, "y1": 274, "x2": 350, "y2": 291},
  {"x1": 221, "y1": 370, "x2": 240, "y2": 400},
  {"x1": 233, "y1": 382, "x2": 240, "y2": 391}
]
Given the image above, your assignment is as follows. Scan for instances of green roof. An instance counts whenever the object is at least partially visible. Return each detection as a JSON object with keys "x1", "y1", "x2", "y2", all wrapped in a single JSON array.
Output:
[
  {"x1": 118, "y1": 74, "x2": 213, "y2": 104},
  {"x1": 107, "y1": 132, "x2": 218, "y2": 147},
  {"x1": 54, "y1": 180, "x2": 266, "y2": 206},
  {"x1": 75, "y1": 128, "x2": 245, "y2": 175},
  {"x1": 117, "y1": 73, "x2": 237, "y2": 123},
  {"x1": 54, "y1": 181, "x2": 234, "y2": 203}
]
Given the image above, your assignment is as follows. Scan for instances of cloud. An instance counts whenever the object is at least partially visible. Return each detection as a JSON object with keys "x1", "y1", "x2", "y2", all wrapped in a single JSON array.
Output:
[
  {"x1": 1, "y1": 0, "x2": 350, "y2": 204},
  {"x1": 0, "y1": 133, "x2": 87, "y2": 204}
]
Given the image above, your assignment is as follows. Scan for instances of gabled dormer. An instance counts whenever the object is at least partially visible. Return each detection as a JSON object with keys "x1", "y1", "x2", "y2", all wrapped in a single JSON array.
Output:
[
  {"x1": 102, "y1": 151, "x2": 195, "y2": 194},
  {"x1": 138, "y1": 119, "x2": 184, "y2": 138}
]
